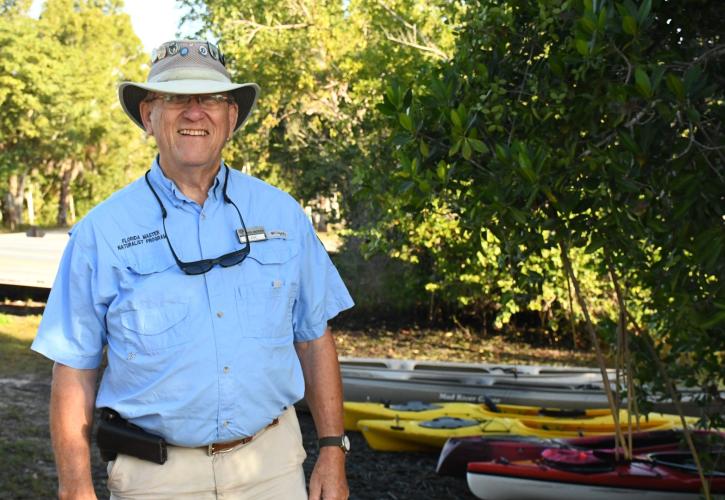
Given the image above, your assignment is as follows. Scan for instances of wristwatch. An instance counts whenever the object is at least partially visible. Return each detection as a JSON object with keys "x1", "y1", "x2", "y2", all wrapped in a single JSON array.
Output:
[{"x1": 318, "y1": 434, "x2": 350, "y2": 454}]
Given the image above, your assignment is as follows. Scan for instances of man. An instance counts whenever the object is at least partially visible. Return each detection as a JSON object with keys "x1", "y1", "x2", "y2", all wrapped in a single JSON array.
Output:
[{"x1": 31, "y1": 40, "x2": 353, "y2": 500}]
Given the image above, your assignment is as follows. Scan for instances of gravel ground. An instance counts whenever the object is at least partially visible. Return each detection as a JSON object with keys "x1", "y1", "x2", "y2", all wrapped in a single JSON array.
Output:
[
  {"x1": 299, "y1": 410, "x2": 475, "y2": 500},
  {"x1": 0, "y1": 372, "x2": 474, "y2": 500}
]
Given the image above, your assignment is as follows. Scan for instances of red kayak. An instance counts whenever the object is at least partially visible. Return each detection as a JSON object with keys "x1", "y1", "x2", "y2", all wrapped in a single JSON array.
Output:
[
  {"x1": 437, "y1": 429, "x2": 723, "y2": 477},
  {"x1": 466, "y1": 449, "x2": 724, "y2": 500}
]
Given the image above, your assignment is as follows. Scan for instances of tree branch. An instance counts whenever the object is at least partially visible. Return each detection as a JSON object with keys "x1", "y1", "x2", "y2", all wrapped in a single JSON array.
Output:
[
  {"x1": 229, "y1": 18, "x2": 310, "y2": 44},
  {"x1": 377, "y1": 0, "x2": 449, "y2": 61}
]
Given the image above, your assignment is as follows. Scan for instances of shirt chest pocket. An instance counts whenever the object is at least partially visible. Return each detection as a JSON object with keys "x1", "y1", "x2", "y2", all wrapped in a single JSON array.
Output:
[
  {"x1": 119, "y1": 300, "x2": 191, "y2": 353},
  {"x1": 236, "y1": 241, "x2": 298, "y2": 340},
  {"x1": 117, "y1": 256, "x2": 194, "y2": 353}
]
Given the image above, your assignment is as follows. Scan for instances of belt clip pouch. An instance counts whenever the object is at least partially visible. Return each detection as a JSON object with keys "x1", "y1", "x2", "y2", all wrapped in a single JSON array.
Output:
[{"x1": 96, "y1": 409, "x2": 168, "y2": 465}]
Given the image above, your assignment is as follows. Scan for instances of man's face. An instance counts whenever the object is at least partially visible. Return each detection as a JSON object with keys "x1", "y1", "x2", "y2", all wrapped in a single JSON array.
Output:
[{"x1": 139, "y1": 93, "x2": 238, "y2": 174}]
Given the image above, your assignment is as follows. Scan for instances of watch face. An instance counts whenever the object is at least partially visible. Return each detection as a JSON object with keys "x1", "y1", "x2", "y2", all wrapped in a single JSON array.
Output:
[{"x1": 342, "y1": 434, "x2": 351, "y2": 453}]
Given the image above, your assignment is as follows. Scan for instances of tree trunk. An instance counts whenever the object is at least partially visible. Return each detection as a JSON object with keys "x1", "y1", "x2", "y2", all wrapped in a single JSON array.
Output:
[
  {"x1": 25, "y1": 182, "x2": 35, "y2": 226},
  {"x1": 558, "y1": 240, "x2": 631, "y2": 460},
  {"x1": 57, "y1": 160, "x2": 82, "y2": 226},
  {"x1": 3, "y1": 173, "x2": 26, "y2": 230}
]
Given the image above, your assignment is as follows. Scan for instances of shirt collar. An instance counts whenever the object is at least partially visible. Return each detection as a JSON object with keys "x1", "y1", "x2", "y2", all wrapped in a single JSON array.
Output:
[{"x1": 148, "y1": 156, "x2": 225, "y2": 207}]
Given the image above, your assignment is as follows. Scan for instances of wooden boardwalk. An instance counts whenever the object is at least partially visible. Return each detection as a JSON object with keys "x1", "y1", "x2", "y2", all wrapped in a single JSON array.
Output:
[
  {"x1": 0, "y1": 230, "x2": 68, "y2": 289},
  {"x1": 0, "y1": 228, "x2": 339, "y2": 290}
]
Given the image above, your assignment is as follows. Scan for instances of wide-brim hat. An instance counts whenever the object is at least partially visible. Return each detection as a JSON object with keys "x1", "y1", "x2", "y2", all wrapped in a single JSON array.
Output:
[{"x1": 118, "y1": 40, "x2": 259, "y2": 133}]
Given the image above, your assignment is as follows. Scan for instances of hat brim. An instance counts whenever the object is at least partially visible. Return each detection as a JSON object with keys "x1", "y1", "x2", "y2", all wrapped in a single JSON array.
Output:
[{"x1": 118, "y1": 80, "x2": 260, "y2": 133}]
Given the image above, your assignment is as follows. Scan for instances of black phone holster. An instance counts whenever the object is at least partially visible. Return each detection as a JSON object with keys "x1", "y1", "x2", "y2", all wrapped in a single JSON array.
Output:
[{"x1": 96, "y1": 408, "x2": 168, "y2": 465}]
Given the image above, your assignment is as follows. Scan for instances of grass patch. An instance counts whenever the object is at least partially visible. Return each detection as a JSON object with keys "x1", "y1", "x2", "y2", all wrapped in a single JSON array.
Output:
[
  {"x1": 0, "y1": 438, "x2": 57, "y2": 498},
  {"x1": 0, "y1": 314, "x2": 51, "y2": 378}
]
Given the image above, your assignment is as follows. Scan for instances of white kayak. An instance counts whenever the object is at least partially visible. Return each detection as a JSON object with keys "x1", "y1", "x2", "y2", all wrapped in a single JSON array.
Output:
[
  {"x1": 339, "y1": 356, "x2": 614, "y2": 376},
  {"x1": 335, "y1": 357, "x2": 714, "y2": 416}
]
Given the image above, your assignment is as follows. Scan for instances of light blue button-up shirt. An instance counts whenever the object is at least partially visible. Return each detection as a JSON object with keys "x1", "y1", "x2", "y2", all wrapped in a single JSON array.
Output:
[{"x1": 32, "y1": 158, "x2": 354, "y2": 447}]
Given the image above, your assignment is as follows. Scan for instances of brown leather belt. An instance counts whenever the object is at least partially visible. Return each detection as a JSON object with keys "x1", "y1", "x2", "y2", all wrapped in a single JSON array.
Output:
[{"x1": 204, "y1": 418, "x2": 279, "y2": 456}]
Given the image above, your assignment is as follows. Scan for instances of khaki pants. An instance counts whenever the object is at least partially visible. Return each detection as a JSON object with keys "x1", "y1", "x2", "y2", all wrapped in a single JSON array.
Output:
[{"x1": 107, "y1": 407, "x2": 308, "y2": 499}]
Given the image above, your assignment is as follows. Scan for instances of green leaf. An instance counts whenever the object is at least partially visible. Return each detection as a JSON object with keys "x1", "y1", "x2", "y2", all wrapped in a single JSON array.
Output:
[
  {"x1": 618, "y1": 131, "x2": 640, "y2": 154},
  {"x1": 509, "y1": 207, "x2": 528, "y2": 224},
  {"x1": 399, "y1": 113, "x2": 413, "y2": 131},
  {"x1": 541, "y1": 185, "x2": 558, "y2": 204},
  {"x1": 580, "y1": 15, "x2": 596, "y2": 34},
  {"x1": 494, "y1": 143, "x2": 508, "y2": 161},
  {"x1": 598, "y1": 6, "x2": 608, "y2": 29},
  {"x1": 622, "y1": 15, "x2": 637, "y2": 35},
  {"x1": 469, "y1": 138, "x2": 487, "y2": 153},
  {"x1": 403, "y1": 88, "x2": 413, "y2": 108},
  {"x1": 477, "y1": 63, "x2": 489, "y2": 81},
  {"x1": 392, "y1": 132, "x2": 412, "y2": 146},
  {"x1": 650, "y1": 66, "x2": 665, "y2": 92},
  {"x1": 634, "y1": 67, "x2": 652, "y2": 98},
  {"x1": 549, "y1": 54, "x2": 564, "y2": 76},
  {"x1": 699, "y1": 310, "x2": 725, "y2": 329},
  {"x1": 683, "y1": 66, "x2": 703, "y2": 97},
  {"x1": 637, "y1": 0, "x2": 652, "y2": 24},
  {"x1": 450, "y1": 109, "x2": 462, "y2": 128},
  {"x1": 376, "y1": 100, "x2": 397, "y2": 116},
  {"x1": 518, "y1": 150, "x2": 537, "y2": 183},
  {"x1": 449, "y1": 139, "x2": 462, "y2": 156},
  {"x1": 436, "y1": 161, "x2": 447, "y2": 181},
  {"x1": 385, "y1": 84, "x2": 401, "y2": 108},
  {"x1": 575, "y1": 38, "x2": 590, "y2": 56},
  {"x1": 665, "y1": 74, "x2": 685, "y2": 100},
  {"x1": 419, "y1": 140, "x2": 430, "y2": 158},
  {"x1": 462, "y1": 139, "x2": 473, "y2": 160}
]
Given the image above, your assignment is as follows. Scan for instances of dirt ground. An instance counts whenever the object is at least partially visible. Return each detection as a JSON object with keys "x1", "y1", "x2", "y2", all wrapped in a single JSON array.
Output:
[{"x1": 0, "y1": 368, "x2": 474, "y2": 500}]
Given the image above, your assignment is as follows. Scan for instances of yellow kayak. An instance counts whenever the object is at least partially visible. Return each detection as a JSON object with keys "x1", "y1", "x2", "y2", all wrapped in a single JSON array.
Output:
[
  {"x1": 357, "y1": 417, "x2": 513, "y2": 452},
  {"x1": 508, "y1": 417, "x2": 677, "y2": 439},
  {"x1": 357, "y1": 415, "x2": 679, "y2": 452},
  {"x1": 343, "y1": 400, "x2": 687, "y2": 432}
]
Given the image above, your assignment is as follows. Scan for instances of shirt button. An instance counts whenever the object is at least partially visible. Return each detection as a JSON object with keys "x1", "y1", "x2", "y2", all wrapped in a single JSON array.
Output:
[
  {"x1": 223, "y1": 366, "x2": 230, "y2": 374},
  {"x1": 201, "y1": 212, "x2": 206, "y2": 220},
  {"x1": 216, "y1": 311, "x2": 224, "y2": 318},
  {"x1": 223, "y1": 420, "x2": 230, "y2": 427}
]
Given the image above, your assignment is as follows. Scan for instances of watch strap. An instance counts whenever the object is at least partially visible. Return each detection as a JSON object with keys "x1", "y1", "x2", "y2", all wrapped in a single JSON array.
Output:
[{"x1": 318, "y1": 435, "x2": 349, "y2": 453}]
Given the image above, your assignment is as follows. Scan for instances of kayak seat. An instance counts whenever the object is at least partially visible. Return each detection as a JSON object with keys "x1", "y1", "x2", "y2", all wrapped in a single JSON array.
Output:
[
  {"x1": 538, "y1": 408, "x2": 587, "y2": 418},
  {"x1": 420, "y1": 417, "x2": 481, "y2": 429},
  {"x1": 386, "y1": 401, "x2": 442, "y2": 412},
  {"x1": 540, "y1": 448, "x2": 616, "y2": 473},
  {"x1": 648, "y1": 451, "x2": 725, "y2": 476}
]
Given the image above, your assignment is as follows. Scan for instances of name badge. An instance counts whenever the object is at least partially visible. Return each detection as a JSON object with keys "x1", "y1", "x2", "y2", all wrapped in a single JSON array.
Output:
[
  {"x1": 237, "y1": 226, "x2": 266, "y2": 243},
  {"x1": 267, "y1": 230, "x2": 288, "y2": 240},
  {"x1": 236, "y1": 227, "x2": 289, "y2": 243}
]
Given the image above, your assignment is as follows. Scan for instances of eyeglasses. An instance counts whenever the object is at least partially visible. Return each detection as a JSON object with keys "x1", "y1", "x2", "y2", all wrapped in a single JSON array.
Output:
[
  {"x1": 144, "y1": 166, "x2": 250, "y2": 275},
  {"x1": 146, "y1": 93, "x2": 234, "y2": 109}
]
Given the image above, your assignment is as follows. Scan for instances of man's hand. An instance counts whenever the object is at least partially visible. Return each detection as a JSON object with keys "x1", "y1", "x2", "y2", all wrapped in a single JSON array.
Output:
[
  {"x1": 295, "y1": 329, "x2": 348, "y2": 499},
  {"x1": 50, "y1": 363, "x2": 99, "y2": 500},
  {"x1": 308, "y1": 447, "x2": 348, "y2": 500},
  {"x1": 57, "y1": 484, "x2": 98, "y2": 500}
]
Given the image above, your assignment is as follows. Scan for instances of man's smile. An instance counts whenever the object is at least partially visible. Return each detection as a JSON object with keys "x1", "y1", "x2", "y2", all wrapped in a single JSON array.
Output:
[{"x1": 178, "y1": 129, "x2": 209, "y2": 136}]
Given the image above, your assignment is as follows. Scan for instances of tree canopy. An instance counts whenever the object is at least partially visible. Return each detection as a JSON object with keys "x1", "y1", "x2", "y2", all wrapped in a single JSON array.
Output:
[
  {"x1": 1, "y1": 1, "x2": 722, "y2": 421},
  {"x1": 0, "y1": 0, "x2": 149, "y2": 228},
  {"x1": 373, "y1": 0, "x2": 723, "y2": 418}
]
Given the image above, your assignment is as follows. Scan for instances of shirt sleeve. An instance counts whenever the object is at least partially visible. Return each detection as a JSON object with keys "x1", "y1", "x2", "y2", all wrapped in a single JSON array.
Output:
[
  {"x1": 292, "y1": 213, "x2": 354, "y2": 342},
  {"x1": 31, "y1": 225, "x2": 110, "y2": 369}
]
